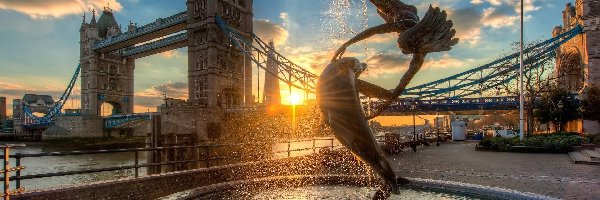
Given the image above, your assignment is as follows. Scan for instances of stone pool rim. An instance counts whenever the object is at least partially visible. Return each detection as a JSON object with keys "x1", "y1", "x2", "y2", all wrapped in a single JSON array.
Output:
[{"x1": 163, "y1": 174, "x2": 559, "y2": 200}]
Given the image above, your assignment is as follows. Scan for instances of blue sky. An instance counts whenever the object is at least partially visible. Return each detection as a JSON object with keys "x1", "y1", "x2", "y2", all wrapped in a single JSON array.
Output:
[{"x1": 0, "y1": 0, "x2": 571, "y2": 115}]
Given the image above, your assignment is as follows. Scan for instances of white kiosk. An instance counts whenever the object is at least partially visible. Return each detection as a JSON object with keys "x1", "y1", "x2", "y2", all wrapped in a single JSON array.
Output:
[{"x1": 451, "y1": 121, "x2": 466, "y2": 141}]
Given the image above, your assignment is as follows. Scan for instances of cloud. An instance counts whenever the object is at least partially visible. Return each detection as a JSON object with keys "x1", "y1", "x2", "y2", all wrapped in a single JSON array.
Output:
[
  {"x1": 253, "y1": 19, "x2": 289, "y2": 46},
  {"x1": 137, "y1": 82, "x2": 187, "y2": 99},
  {"x1": 134, "y1": 81, "x2": 188, "y2": 111},
  {"x1": 158, "y1": 49, "x2": 182, "y2": 59},
  {"x1": 364, "y1": 52, "x2": 411, "y2": 77},
  {"x1": 448, "y1": 7, "x2": 484, "y2": 45},
  {"x1": 363, "y1": 33, "x2": 397, "y2": 44},
  {"x1": 0, "y1": 81, "x2": 68, "y2": 116},
  {"x1": 481, "y1": 6, "x2": 520, "y2": 28},
  {"x1": 279, "y1": 12, "x2": 289, "y2": 26},
  {"x1": 0, "y1": 0, "x2": 123, "y2": 19},
  {"x1": 470, "y1": 0, "x2": 541, "y2": 13},
  {"x1": 423, "y1": 54, "x2": 469, "y2": 69}
]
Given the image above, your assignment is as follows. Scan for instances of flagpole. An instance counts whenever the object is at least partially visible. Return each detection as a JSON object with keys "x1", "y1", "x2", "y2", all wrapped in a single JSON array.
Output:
[{"x1": 519, "y1": 0, "x2": 525, "y2": 141}]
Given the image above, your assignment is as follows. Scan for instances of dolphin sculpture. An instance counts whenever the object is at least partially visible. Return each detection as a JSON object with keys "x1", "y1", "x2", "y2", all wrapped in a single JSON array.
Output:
[
  {"x1": 317, "y1": 1, "x2": 459, "y2": 199},
  {"x1": 317, "y1": 57, "x2": 404, "y2": 199}
]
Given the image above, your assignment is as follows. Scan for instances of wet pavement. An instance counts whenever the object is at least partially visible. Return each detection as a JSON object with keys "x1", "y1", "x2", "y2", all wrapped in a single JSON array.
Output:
[{"x1": 388, "y1": 141, "x2": 600, "y2": 199}]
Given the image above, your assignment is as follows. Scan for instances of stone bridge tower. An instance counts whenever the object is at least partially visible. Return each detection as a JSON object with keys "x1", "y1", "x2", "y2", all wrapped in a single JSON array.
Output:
[
  {"x1": 552, "y1": 0, "x2": 600, "y2": 133},
  {"x1": 186, "y1": 0, "x2": 253, "y2": 108},
  {"x1": 553, "y1": 0, "x2": 600, "y2": 91},
  {"x1": 80, "y1": 7, "x2": 135, "y2": 116}
]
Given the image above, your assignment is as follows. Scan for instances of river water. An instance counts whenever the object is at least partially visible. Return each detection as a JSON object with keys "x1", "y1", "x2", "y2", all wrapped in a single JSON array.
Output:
[
  {"x1": 6, "y1": 143, "x2": 146, "y2": 191},
  {"x1": 4, "y1": 138, "x2": 340, "y2": 192}
]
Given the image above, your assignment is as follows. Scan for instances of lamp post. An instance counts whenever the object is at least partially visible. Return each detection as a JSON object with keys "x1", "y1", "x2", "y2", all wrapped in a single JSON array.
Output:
[
  {"x1": 558, "y1": 100, "x2": 564, "y2": 132},
  {"x1": 411, "y1": 101, "x2": 417, "y2": 152},
  {"x1": 518, "y1": 0, "x2": 525, "y2": 141},
  {"x1": 436, "y1": 110, "x2": 440, "y2": 146}
]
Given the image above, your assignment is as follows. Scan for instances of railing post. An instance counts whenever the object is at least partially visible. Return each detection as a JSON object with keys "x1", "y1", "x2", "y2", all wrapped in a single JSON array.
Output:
[
  {"x1": 330, "y1": 138, "x2": 334, "y2": 150},
  {"x1": 312, "y1": 139, "x2": 316, "y2": 154},
  {"x1": 205, "y1": 146, "x2": 210, "y2": 168},
  {"x1": 134, "y1": 150, "x2": 139, "y2": 178},
  {"x1": 287, "y1": 141, "x2": 291, "y2": 158},
  {"x1": 15, "y1": 155, "x2": 20, "y2": 189},
  {"x1": 3, "y1": 147, "x2": 9, "y2": 200}
]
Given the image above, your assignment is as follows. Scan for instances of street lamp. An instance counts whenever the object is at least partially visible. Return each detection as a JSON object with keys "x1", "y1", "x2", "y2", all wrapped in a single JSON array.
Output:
[
  {"x1": 411, "y1": 100, "x2": 417, "y2": 152},
  {"x1": 558, "y1": 100, "x2": 564, "y2": 132},
  {"x1": 436, "y1": 110, "x2": 440, "y2": 146}
]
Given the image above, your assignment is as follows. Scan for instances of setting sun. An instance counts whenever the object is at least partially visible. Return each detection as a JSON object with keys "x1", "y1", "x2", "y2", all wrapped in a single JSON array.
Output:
[{"x1": 288, "y1": 93, "x2": 303, "y2": 105}]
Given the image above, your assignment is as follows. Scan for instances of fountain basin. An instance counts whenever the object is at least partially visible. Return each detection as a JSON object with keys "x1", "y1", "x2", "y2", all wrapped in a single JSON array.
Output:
[{"x1": 161, "y1": 175, "x2": 558, "y2": 200}]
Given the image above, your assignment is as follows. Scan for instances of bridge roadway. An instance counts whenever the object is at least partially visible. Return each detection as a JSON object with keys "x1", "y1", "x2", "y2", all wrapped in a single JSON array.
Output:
[
  {"x1": 92, "y1": 11, "x2": 187, "y2": 54},
  {"x1": 102, "y1": 96, "x2": 546, "y2": 129}
]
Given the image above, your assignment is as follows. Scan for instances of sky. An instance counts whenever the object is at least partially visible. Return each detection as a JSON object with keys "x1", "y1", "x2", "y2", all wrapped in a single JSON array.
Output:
[{"x1": 0, "y1": 0, "x2": 571, "y2": 118}]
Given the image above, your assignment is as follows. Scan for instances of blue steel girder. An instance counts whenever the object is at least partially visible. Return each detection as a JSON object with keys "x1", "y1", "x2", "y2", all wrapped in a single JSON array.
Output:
[
  {"x1": 384, "y1": 96, "x2": 520, "y2": 114},
  {"x1": 215, "y1": 16, "x2": 319, "y2": 93},
  {"x1": 104, "y1": 114, "x2": 151, "y2": 129},
  {"x1": 381, "y1": 95, "x2": 580, "y2": 114},
  {"x1": 93, "y1": 11, "x2": 187, "y2": 52},
  {"x1": 403, "y1": 25, "x2": 583, "y2": 99},
  {"x1": 121, "y1": 32, "x2": 188, "y2": 59},
  {"x1": 22, "y1": 64, "x2": 81, "y2": 126}
]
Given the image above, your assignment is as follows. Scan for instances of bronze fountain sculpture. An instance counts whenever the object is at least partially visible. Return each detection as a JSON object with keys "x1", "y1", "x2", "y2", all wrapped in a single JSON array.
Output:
[{"x1": 317, "y1": 0, "x2": 459, "y2": 199}]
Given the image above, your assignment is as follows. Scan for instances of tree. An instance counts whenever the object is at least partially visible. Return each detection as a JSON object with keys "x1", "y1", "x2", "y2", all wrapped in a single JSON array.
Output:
[
  {"x1": 582, "y1": 86, "x2": 600, "y2": 124},
  {"x1": 497, "y1": 41, "x2": 556, "y2": 135},
  {"x1": 534, "y1": 86, "x2": 580, "y2": 131}
]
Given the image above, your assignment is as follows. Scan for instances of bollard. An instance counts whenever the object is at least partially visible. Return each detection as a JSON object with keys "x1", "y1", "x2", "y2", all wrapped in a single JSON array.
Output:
[{"x1": 134, "y1": 150, "x2": 139, "y2": 178}]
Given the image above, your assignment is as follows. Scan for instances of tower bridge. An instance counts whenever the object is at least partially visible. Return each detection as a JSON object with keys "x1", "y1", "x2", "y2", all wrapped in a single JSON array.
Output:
[{"x1": 15, "y1": 0, "x2": 600, "y2": 139}]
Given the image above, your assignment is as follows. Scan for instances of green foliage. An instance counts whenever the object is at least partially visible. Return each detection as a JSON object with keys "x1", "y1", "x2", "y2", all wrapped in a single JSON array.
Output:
[
  {"x1": 585, "y1": 134, "x2": 600, "y2": 145},
  {"x1": 582, "y1": 86, "x2": 600, "y2": 123},
  {"x1": 523, "y1": 134, "x2": 582, "y2": 153},
  {"x1": 479, "y1": 137, "x2": 519, "y2": 151},
  {"x1": 479, "y1": 132, "x2": 583, "y2": 153},
  {"x1": 533, "y1": 87, "x2": 580, "y2": 130}
]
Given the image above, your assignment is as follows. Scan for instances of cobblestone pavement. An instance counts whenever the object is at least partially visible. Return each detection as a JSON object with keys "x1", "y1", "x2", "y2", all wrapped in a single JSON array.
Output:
[{"x1": 388, "y1": 141, "x2": 599, "y2": 199}]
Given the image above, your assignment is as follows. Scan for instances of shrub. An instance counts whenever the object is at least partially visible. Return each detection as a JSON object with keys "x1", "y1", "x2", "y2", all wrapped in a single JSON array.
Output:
[
  {"x1": 479, "y1": 137, "x2": 519, "y2": 151},
  {"x1": 479, "y1": 132, "x2": 582, "y2": 153},
  {"x1": 584, "y1": 134, "x2": 600, "y2": 145},
  {"x1": 594, "y1": 136, "x2": 600, "y2": 146}
]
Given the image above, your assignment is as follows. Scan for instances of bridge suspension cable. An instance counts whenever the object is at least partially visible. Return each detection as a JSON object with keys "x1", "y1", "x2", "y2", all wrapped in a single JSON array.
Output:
[
  {"x1": 22, "y1": 64, "x2": 81, "y2": 126},
  {"x1": 403, "y1": 25, "x2": 583, "y2": 99},
  {"x1": 215, "y1": 16, "x2": 318, "y2": 94},
  {"x1": 216, "y1": 16, "x2": 582, "y2": 101}
]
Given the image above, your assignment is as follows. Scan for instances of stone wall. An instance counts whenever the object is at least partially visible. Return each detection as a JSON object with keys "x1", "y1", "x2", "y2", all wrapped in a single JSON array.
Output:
[
  {"x1": 43, "y1": 116, "x2": 104, "y2": 138},
  {"x1": 13, "y1": 155, "x2": 341, "y2": 200},
  {"x1": 583, "y1": 0, "x2": 600, "y2": 86},
  {"x1": 159, "y1": 106, "x2": 224, "y2": 142}
]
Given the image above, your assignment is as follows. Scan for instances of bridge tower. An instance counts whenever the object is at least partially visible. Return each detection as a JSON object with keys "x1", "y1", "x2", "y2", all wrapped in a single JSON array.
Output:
[
  {"x1": 552, "y1": 0, "x2": 600, "y2": 133},
  {"x1": 186, "y1": 0, "x2": 253, "y2": 108},
  {"x1": 263, "y1": 41, "x2": 281, "y2": 105},
  {"x1": 553, "y1": 0, "x2": 600, "y2": 91},
  {"x1": 80, "y1": 7, "x2": 135, "y2": 116}
]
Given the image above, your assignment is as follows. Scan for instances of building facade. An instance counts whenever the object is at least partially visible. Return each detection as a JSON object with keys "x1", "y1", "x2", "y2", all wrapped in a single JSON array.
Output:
[{"x1": 0, "y1": 97, "x2": 6, "y2": 124}]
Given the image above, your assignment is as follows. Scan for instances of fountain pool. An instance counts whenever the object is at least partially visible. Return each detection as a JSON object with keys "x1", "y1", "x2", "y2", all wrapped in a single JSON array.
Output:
[{"x1": 160, "y1": 175, "x2": 556, "y2": 200}]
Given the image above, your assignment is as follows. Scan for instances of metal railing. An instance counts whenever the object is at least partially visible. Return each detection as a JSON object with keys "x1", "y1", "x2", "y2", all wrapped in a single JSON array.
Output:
[
  {"x1": 0, "y1": 137, "x2": 339, "y2": 196},
  {"x1": 2, "y1": 144, "x2": 25, "y2": 200}
]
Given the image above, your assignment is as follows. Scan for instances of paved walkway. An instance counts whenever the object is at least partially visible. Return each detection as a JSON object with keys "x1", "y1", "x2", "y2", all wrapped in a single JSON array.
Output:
[{"x1": 388, "y1": 141, "x2": 599, "y2": 199}]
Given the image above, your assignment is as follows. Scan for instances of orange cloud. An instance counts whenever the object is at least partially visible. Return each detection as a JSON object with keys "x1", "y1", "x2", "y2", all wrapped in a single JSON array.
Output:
[
  {"x1": 0, "y1": 0, "x2": 123, "y2": 19},
  {"x1": 253, "y1": 19, "x2": 289, "y2": 46},
  {"x1": 423, "y1": 54, "x2": 469, "y2": 69}
]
